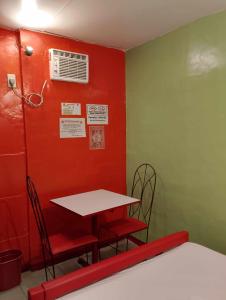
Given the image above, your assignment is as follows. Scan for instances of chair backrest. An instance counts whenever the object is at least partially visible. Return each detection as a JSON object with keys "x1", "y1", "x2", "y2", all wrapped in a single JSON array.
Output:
[
  {"x1": 26, "y1": 176, "x2": 55, "y2": 280},
  {"x1": 129, "y1": 163, "x2": 156, "y2": 227}
]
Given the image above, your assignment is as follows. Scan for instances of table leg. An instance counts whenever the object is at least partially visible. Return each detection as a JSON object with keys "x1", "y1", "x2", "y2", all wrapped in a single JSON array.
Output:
[
  {"x1": 77, "y1": 214, "x2": 99, "y2": 266},
  {"x1": 92, "y1": 215, "x2": 99, "y2": 263}
]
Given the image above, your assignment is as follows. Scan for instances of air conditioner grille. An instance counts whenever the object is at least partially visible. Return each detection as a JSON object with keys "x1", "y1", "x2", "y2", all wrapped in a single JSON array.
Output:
[{"x1": 49, "y1": 49, "x2": 89, "y2": 83}]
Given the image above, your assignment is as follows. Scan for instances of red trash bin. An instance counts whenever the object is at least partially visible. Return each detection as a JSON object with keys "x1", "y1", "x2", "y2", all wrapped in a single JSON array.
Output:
[{"x1": 0, "y1": 249, "x2": 22, "y2": 291}]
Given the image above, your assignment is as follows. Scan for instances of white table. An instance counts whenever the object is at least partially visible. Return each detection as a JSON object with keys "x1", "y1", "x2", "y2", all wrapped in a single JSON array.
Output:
[
  {"x1": 51, "y1": 189, "x2": 139, "y2": 216},
  {"x1": 51, "y1": 189, "x2": 140, "y2": 262}
]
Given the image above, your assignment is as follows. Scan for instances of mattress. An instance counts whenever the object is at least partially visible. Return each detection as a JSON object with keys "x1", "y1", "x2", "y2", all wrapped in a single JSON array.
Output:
[{"x1": 58, "y1": 242, "x2": 226, "y2": 300}]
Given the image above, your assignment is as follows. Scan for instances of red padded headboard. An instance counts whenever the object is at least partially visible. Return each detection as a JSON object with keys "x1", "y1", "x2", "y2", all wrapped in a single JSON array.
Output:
[{"x1": 28, "y1": 231, "x2": 189, "y2": 300}]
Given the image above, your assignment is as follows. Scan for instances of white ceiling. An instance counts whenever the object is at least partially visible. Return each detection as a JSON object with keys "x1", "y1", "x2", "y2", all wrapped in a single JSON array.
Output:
[{"x1": 0, "y1": 0, "x2": 226, "y2": 50}]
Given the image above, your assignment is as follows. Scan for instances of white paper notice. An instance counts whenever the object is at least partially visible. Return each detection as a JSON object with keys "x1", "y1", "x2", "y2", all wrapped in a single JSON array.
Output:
[
  {"x1": 60, "y1": 118, "x2": 86, "y2": 138},
  {"x1": 61, "y1": 103, "x2": 81, "y2": 115},
  {"x1": 87, "y1": 104, "x2": 108, "y2": 124}
]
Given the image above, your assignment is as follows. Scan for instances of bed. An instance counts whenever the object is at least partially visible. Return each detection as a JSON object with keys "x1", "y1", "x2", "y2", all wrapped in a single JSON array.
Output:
[{"x1": 28, "y1": 231, "x2": 226, "y2": 300}]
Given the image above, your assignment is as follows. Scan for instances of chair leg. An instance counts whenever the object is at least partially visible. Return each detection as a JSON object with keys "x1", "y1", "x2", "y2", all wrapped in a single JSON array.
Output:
[
  {"x1": 98, "y1": 248, "x2": 102, "y2": 261},
  {"x1": 44, "y1": 265, "x2": 48, "y2": 281},
  {"x1": 126, "y1": 237, "x2": 129, "y2": 251},
  {"x1": 145, "y1": 228, "x2": 149, "y2": 243},
  {"x1": 46, "y1": 254, "x2": 56, "y2": 280},
  {"x1": 115, "y1": 241, "x2": 119, "y2": 255},
  {"x1": 45, "y1": 247, "x2": 55, "y2": 280},
  {"x1": 44, "y1": 263, "x2": 55, "y2": 281},
  {"x1": 49, "y1": 252, "x2": 56, "y2": 279},
  {"x1": 52, "y1": 265, "x2": 56, "y2": 279},
  {"x1": 41, "y1": 243, "x2": 49, "y2": 281},
  {"x1": 92, "y1": 243, "x2": 98, "y2": 263},
  {"x1": 51, "y1": 257, "x2": 56, "y2": 279}
]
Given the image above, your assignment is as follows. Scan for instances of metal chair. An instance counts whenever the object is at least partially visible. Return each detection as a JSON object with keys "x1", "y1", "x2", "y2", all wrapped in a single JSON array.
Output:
[
  {"x1": 26, "y1": 176, "x2": 97, "y2": 280},
  {"x1": 99, "y1": 163, "x2": 156, "y2": 252}
]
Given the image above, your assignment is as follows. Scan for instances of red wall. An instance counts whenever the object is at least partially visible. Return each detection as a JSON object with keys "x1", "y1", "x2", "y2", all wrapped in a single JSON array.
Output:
[
  {"x1": 0, "y1": 29, "x2": 29, "y2": 266},
  {"x1": 20, "y1": 29, "x2": 126, "y2": 265},
  {"x1": 0, "y1": 27, "x2": 126, "y2": 267}
]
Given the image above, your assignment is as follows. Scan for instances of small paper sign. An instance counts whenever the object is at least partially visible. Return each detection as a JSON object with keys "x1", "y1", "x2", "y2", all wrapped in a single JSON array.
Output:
[
  {"x1": 87, "y1": 104, "x2": 108, "y2": 124},
  {"x1": 60, "y1": 118, "x2": 86, "y2": 138},
  {"x1": 89, "y1": 126, "x2": 105, "y2": 149},
  {"x1": 61, "y1": 103, "x2": 81, "y2": 115}
]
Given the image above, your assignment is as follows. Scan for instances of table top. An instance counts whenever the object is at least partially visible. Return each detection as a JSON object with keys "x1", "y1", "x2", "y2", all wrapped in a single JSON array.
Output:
[
  {"x1": 50, "y1": 189, "x2": 139, "y2": 216},
  {"x1": 59, "y1": 242, "x2": 226, "y2": 300}
]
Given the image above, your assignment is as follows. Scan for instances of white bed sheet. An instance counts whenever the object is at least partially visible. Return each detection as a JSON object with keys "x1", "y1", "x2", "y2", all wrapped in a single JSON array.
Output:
[{"x1": 58, "y1": 242, "x2": 226, "y2": 300}]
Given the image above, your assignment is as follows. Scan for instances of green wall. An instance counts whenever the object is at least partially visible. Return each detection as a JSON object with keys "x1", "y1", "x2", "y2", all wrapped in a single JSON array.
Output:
[{"x1": 126, "y1": 10, "x2": 226, "y2": 254}]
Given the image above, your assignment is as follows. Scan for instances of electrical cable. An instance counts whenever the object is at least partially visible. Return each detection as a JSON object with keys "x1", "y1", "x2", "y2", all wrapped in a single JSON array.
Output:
[{"x1": 10, "y1": 80, "x2": 47, "y2": 108}]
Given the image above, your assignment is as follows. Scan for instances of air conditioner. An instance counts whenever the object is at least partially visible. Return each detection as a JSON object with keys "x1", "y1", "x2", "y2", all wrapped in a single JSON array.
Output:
[{"x1": 49, "y1": 49, "x2": 89, "y2": 83}]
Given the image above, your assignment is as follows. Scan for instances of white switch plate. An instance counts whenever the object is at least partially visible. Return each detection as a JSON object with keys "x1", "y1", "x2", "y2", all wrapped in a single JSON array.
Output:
[{"x1": 7, "y1": 74, "x2": 16, "y2": 88}]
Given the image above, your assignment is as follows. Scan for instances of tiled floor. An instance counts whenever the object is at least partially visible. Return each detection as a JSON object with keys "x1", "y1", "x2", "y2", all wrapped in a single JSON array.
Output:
[{"x1": 0, "y1": 241, "x2": 135, "y2": 300}]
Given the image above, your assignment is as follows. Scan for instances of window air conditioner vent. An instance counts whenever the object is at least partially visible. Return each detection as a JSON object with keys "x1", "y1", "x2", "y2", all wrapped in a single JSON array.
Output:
[{"x1": 49, "y1": 49, "x2": 89, "y2": 83}]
